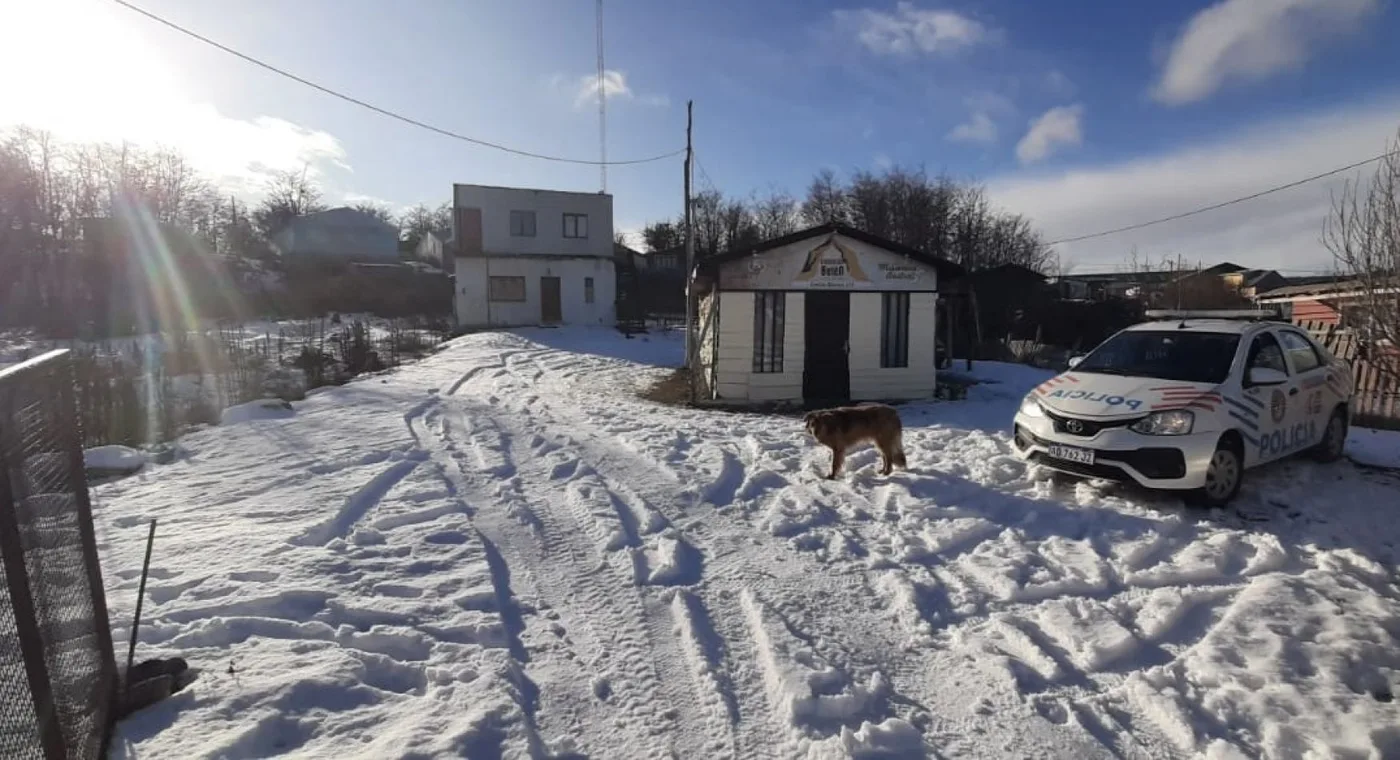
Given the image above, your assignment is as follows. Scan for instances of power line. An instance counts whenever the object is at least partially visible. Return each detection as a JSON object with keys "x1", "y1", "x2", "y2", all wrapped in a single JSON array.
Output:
[
  {"x1": 694, "y1": 154, "x2": 718, "y2": 195},
  {"x1": 108, "y1": 0, "x2": 684, "y2": 167},
  {"x1": 1047, "y1": 150, "x2": 1399, "y2": 245}
]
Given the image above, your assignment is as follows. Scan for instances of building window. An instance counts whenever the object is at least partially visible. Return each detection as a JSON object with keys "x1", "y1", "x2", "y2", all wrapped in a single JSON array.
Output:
[
  {"x1": 881, "y1": 292, "x2": 910, "y2": 368},
  {"x1": 584, "y1": 277, "x2": 595, "y2": 304},
  {"x1": 510, "y1": 210, "x2": 536, "y2": 237},
  {"x1": 753, "y1": 292, "x2": 785, "y2": 373},
  {"x1": 563, "y1": 213, "x2": 589, "y2": 239},
  {"x1": 488, "y1": 276, "x2": 526, "y2": 302}
]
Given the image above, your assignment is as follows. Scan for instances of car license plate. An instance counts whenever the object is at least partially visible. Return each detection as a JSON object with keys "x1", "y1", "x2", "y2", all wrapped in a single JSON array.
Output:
[{"x1": 1048, "y1": 444, "x2": 1095, "y2": 465}]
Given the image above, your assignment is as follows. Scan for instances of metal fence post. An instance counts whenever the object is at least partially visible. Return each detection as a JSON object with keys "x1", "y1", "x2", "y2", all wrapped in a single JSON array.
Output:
[
  {"x1": 0, "y1": 384, "x2": 67, "y2": 760},
  {"x1": 55, "y1": 352, "x2": 120, "y2": 755}
]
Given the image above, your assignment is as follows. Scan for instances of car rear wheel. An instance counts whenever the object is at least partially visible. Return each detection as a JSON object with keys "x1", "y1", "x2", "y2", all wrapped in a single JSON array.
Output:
[
  {"x1": 1191, "y1": 441, "x2": 1243, "y2": 507},
  {"x1": 1311, "y1": 408, "x2": 1347, "y2": 463}
]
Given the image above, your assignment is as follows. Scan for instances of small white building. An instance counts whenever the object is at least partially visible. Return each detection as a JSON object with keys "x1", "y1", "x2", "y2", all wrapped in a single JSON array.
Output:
[
  {"x1": 450, "y1": 183, "x2": 616, "y2": 328},
  {"x1": 693, "y1": 224, "x2": 961, "y2": 405}
]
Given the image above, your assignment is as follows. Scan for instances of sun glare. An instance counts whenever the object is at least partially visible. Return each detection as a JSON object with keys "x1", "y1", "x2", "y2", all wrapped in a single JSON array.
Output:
[{"x1": 0, "y1": 0, "x2": 186, "y2": 143}]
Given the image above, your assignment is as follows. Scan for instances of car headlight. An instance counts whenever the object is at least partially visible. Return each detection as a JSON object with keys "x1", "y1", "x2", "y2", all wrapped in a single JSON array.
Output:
[
  {"x1": 1130, "y1": 410, "x2": 1194, "y2": 436},
  {"x1": 1019, "y1": 395, "x2": 1045, "y2": 417}
]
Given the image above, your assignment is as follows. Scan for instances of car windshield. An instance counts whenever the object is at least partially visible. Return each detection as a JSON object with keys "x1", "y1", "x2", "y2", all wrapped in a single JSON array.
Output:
[{"x1": 1074, "y1": 330, "x2": 1240, "y2": 384}]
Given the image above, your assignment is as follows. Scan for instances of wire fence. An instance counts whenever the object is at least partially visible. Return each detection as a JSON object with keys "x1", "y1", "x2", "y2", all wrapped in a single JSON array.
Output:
[{"x1": 0, "y1": 350, "x2": 117, "y2": 760}]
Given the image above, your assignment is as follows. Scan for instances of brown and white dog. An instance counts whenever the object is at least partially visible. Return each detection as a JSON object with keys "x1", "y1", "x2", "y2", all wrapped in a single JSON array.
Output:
[{"x1": 804, "y1": 403, "x2": 907, "y2": 479}]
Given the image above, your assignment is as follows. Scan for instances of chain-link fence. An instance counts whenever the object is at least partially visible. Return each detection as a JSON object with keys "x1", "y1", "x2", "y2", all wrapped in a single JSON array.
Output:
[{"x1": 0, "y1": 350, "x2": 117, "y2": 760}]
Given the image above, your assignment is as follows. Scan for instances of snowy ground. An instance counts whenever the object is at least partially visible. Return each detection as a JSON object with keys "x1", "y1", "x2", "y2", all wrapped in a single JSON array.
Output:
[{"x1": 94, "y1": 329, "x2": 1400, "y2": 759}]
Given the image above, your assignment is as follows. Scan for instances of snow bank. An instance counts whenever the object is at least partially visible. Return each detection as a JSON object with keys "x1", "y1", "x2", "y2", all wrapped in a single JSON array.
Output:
[
  {"x1": 84, "y1": 445, "x2": 145, "y2": 475},
  {"x1": 1346, "y1": 427, "x2": 1400, "y2": 469},
  {"x1": 220, "y1": 398, "x2": 295, "y2": 425},
  {"x1": 90, "y1": 326, "x2": 1400, "y2": 759}
]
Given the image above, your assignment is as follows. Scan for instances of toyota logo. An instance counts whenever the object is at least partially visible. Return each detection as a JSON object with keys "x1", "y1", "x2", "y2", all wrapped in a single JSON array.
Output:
[{"x1": 1065, "y1": 419, "x2": 1085, "y2": 434}]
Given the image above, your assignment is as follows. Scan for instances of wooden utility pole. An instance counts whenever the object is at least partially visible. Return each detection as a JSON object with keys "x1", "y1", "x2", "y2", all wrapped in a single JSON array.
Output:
[{"x1": 683, "y1": 100, "x2": 695, "y2": 372}]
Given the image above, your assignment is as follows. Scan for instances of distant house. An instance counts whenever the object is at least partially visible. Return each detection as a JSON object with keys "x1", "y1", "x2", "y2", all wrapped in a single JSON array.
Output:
[
  {"x1": 637, "y1": 245, "x2": 685, "y2": 272},
  {"x1": 1253, "y1": 278, "x2": 1400, "y2": 327},
  {"x1": 271, "y1": 207, "x2": 400, "y2": 263},
  {"x1": 415, "y1": 230, "x2": 457, "y2": 274},
  {"x1": 450, "y1": 183, "x2": 616, "y2": 328},
  {"x1": 1173, "y1": 262, "x2": 1287, "y2": 300},
  {"x1": 1049, "y1": 271, "x2": 1176, "y2": 302}
]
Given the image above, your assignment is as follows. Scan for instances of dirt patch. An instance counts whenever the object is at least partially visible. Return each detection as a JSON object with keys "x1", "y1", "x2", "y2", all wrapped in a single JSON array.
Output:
[{"x1": 638, "y1": 368, "x2": 694, "y2": 405}]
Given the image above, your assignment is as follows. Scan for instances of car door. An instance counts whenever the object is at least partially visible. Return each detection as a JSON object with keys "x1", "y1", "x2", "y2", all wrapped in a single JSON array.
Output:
[
  {"x1": 1239, "y1": 331, "x2": 1292, "y2": 465},
  {"x1": 1277, "y1": 328, "x2": 1332, "y2": 446}
]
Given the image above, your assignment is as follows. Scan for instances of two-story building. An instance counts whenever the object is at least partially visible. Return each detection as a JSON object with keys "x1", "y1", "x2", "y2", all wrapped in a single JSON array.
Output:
[{"x1": 450, "y1": 184, "x2": 616, "y2": 328}]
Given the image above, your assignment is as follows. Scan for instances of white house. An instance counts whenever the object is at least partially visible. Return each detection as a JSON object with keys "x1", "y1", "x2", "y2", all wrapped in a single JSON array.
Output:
[
  {"x1": 693, "y1": 224, "x2": 962, "y2": 405},
  {"x1": 415, "y1": 230, "x2": 456, "y2": 274},
  {"x1": 450, "y1": 184, "x2": 615, "y2": 327},
  {"x1": 271, "y1": 207, "x2": 399, "y2": 263}
]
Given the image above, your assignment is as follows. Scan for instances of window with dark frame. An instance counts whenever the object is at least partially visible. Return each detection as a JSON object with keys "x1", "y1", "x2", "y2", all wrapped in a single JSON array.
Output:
[
  {"x1": 880, "y1": 292, "x2": 910, "y2": 368},
  {"x1": 1278, "y1": 330, "x2": 1323, "y2": 373},
  {"x1": 752, "y1": 292, "x2": 785, "y2": 373},
  {"x1": 563, "y1": 213, "x2": 589, "y2": 239},
  {"x1": 584, "y1": 277, "x2": 595, "y2": 304},
  {"x1": 509, "y1": 210, "x2": 536, "y2": 237},
  {"x1": 1246, "y1": 332, "x2": 1289, "y2": 379},
  {"x1": 488, "y1": 276, "x2": 527, "y2": 302}
]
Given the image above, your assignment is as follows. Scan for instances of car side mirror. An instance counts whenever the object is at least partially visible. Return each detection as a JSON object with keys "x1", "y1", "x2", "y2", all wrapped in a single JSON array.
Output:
[
  {"x1": 1247, "y1": 367, "x2": 1287, "y2": 386},
  {"x1": 1067, "y1": 355, "x2": 1084, "y2": 369}
]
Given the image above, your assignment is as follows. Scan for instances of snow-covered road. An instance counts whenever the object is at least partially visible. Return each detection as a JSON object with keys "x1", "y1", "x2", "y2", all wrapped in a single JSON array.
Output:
[{"x1": 96, "y1": 328, "x2": 1400, "y2": 759}]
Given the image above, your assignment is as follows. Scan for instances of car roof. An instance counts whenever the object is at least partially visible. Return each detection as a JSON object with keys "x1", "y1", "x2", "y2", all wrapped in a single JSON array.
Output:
[{"x1": 1122, "y1": 319, "x2": 1277, "y2": 336}]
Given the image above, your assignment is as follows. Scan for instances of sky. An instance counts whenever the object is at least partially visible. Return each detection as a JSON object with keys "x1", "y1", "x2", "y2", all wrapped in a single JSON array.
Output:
[{"x1": 2, "y1": 0, "x2": 1398, "y2": 274}]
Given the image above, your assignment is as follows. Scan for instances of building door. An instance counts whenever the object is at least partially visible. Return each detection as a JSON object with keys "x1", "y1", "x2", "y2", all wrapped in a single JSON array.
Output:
[
  {"x1": 803, "y1": 291, "x2": 850, "y2": 403},
  {"x1": 540, "y1": 276, "x2": 562, "y2": 324}
]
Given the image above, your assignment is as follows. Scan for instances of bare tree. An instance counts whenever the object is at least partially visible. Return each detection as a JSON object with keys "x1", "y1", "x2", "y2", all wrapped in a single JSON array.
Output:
[
  {"x1": 751, "y1": 188, "x2": 801, "y2": 240},
  {"x1": 253, "y1": 166, "x2": 325, "y2": 239},
  {"x1": 398, "y1": 202, "x2": 451, "y2": 248},
  {"x1": 351, "y1": 201, "x2": 397, "y2": 226},
  {"x1": 801, "y1": 169, "x2": 850, "y2": 226},
  {"x1": 641, "y1": 220, "x2": 682, "y2": 252},
  {"x1": 1325, "y1": 128, "x2": 1400, "y2": 379}
]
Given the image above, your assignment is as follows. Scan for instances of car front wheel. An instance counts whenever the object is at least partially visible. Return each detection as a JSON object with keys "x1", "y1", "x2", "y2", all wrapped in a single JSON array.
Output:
[{"x1": 1192, "y1": 441, "x2": 1243, "y2": 507}]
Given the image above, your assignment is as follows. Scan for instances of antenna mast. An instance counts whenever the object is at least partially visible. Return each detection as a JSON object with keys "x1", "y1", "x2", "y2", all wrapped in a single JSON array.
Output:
[{"x1": 596, "y1": 0, "x2": 607, "y2": 192}]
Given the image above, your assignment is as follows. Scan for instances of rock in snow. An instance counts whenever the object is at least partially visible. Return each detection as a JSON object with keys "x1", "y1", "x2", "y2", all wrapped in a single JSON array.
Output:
[
  {"x1": 90, "y1": 327, "x2": 1400, "y2": 760},
  {"x1": 84, "y1": 444, "x2": 145, "y2": 475},
  {"x1": 219, "y1": 397, "x2": 295, "y2": 426}
]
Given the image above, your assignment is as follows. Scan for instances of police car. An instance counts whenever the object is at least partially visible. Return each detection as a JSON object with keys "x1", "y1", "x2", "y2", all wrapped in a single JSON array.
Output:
[{"x1": 1012, "y1": 311, "x2": 1354, "y2": 506}]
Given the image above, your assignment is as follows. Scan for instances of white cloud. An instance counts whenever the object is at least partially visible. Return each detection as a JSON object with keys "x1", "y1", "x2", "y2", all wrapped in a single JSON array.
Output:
[
  {"x1": 1043, "y1": 69, "x2": 1075, "y2": 97},
  {"x1": 835, "y1": 2, "x2": 989, "y2": 56},
  {"x1": 988, "y1": 100, "x2": 1400, "y2": 272},
  {"x1": 947, "y1": 112, "x2": 997, "y2": 144},
  {"x1": 1015, "y1": 104, "x2": 1083, "y2": 164},
  {"x1": 0, "y1": 0, "x2": 348, "y2": 197},
  {"x1": 874, "y1": 152, "x2": 894, "y2": 169},
  {"x1": 569, "y1": 70, "x2": 667, "y2": 110},
  {"x1": 576, "y1": 70, "x2": 633, "y2": 106},
  {"x1": 1153, "y1": 0, "x2": 1379, "y2": 105}
]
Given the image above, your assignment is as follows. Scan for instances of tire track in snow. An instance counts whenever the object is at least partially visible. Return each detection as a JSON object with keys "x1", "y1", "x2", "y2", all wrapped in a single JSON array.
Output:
[
  {"x1": 289, "y1": 454, "x2": 427, "y2": 547},
  {"x1": 411, "y1": 388, "x2": 685, "y2": 757},
  {"x1": 480, "y1": 339, "x2": 940, "y2": 757}
]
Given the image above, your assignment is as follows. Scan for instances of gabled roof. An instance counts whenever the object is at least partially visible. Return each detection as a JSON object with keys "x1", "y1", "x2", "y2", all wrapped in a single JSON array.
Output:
[
  {"x1": 701, "y1": 223, "x2": 965, "y2": 279},
  {"x1": 296, "y1": 206, "x2": 399, "y2": 230}
]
